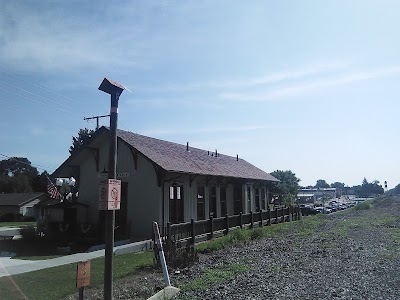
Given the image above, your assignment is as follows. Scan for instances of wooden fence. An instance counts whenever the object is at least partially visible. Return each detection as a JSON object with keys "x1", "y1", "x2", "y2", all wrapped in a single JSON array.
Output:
[{"x1": 157, "y1": 206, "x2": 301, "y2": 267}]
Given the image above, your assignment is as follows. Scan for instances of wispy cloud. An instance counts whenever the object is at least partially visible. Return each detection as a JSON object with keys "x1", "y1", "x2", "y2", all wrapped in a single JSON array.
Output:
[
  {"x1": 147, "y1": 62, "x2": 346, "y2": 92},
  {"x1": 220, "y1": 66, "x2": 400, "y2": 102},
  {"x1": 138, "y1": 124, "x2": 275, "y2": 136},
  {"x1": 0, "y1": 2, "x2": 145, "y2": 72}
]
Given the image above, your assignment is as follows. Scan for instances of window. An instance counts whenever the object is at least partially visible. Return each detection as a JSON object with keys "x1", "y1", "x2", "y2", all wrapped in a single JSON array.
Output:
[
  {"x1": 209, "y1": 186, "x2": 217, "y2": 217},
  {"x1": 197, "y1": 186, "x2": 205, "y2": 220},
  {"x1": 220, "y1": 186, "x2": 227, "y2": 216}
]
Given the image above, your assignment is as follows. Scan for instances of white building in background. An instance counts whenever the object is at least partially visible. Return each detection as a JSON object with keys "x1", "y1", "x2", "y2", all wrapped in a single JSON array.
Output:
[{"x1": 297, "y1": 188, "x2": 337, "y2": 202}]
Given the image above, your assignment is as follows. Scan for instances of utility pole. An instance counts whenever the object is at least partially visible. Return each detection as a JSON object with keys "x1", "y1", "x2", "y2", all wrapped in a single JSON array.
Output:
[
  {"x1": 83, "y1": 114, "x2": 110, "y2": 130},
  {"x1": 98, "y1": 78, "x2": 128, "y2": 300}
]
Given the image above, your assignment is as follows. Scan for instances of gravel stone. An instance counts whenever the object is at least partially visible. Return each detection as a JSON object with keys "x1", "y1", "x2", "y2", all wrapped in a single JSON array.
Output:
[{"x1": 65, "y1": 196, "x2": 400, "y2": 299}]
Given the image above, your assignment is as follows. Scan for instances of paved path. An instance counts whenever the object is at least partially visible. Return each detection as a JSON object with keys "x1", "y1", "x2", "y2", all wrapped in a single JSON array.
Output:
[
  {"x1": 0, "y1": 239, "x2": 152, "y2": 278},
  {"x1": 0, "y1": 227, "x2": 21, "y2": 237}
]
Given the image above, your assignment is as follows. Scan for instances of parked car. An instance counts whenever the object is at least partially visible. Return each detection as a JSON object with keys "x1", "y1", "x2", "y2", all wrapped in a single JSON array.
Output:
[{"x1": 300, "y1": 206, "x2": 321, "y2": 215}]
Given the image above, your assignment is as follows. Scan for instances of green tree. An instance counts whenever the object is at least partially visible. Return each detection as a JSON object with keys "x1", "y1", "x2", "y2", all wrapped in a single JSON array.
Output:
[
  {"x1": 69, "y1": 128, "x2": 95, "y2": 155},
  {"x1": 31, "y1": 172, "x2": 49, "y2": 192},
  {"x1": 0, "y1": 157, "x2": 39, "y2": 193},
  {"x1": 354, "y1": 178, "x2": 384, "y2": 197},
  {"x1": 391, "y1": 183, "x2": 400, "y2": 195},
  {"x1": 270, "y1": 170, "x2": 300, "y2": 205},
  {"x1": 331, "y1": 182, "x2": 345, "y2": 189},
  {"x1": 331, "y1": 182, "x2": 345, "y2": 197},
  {"x1": 0, "y1": 157, "x2": 38, "y2": 177},
  {"x1": 315, "y1": 179, "x2": 330, "y2": 188}
]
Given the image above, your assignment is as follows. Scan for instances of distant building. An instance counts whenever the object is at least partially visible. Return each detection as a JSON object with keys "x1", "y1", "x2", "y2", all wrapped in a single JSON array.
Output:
[
  {"x1": 0, "y1": 193, "x2": 47, "y2": 220},
  {"x1": 297, "y1": 188, "x2": 336, "y2": 201},
  {"x1": 296, "y1": 192, "x2": 316, "y2": 204}
]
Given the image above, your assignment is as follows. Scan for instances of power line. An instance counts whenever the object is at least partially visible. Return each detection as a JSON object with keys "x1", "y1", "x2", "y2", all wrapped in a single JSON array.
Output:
[
  {"x1": 0, "y1": 67, "x2": 83, "y2": 107},
  {"x1": 84, "y1": 114, "x2": 110, "y2": 130},
  {"x1": 0, "y1": 86, "x2": 81, "y2": 116},
  {"x1": 0, "y1": 68, "x2": 133, "y2": 128},
  {"x1": 0, "y1": 68, "x2": 134, "y2": 134},
  {"x1": 0, "y1": 79, "x2": 76, "y2": 111},
  {"x1": 0, "y1": 153, "x2": 56, "y2": 173},
  {"x1": 0, "y1": 95, "x2": 98, "y2": 134}
]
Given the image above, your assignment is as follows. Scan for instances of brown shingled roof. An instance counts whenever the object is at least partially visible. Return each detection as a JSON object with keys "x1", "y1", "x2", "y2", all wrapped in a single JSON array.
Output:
[
  {"x1": 116, "y1": 128, "x2": 278, "y2": 182},
  {"x1": 0, "y1": 193, "x2": 45, "y2": 206}
]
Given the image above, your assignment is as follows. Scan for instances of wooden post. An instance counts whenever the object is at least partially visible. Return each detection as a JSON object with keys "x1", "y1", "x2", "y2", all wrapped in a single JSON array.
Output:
[
  {"x1": 239, "y1": 212, "x2": 243, "y2": 229},
  {"x1": 79, "y1": 288, "x2": 84, "y2": 300},
  {"x1": 250, "y1": 211, "x2": 254, "y2": 229},
  {"x1": 167, "y1": 222, "x2": 171, "y2": 262},
  {"x1": 191, "y1": 218, "x2": 195, "y2": 245},
  {"x1": 275, "y1": 208, "x2": 279, "y2": 224},
  {"x1": 259, "y1": 210, "x2": 263, "y2": 227},
  {"x1": 268, "y1": 209, "x2": 271, "y2": 226},
  {"x1": 152, "y1": 224, "x2": 157, "y2": 263},
  {"x1": 225, "y1": 214, "x2": 229, "y2": 235},
  {"x1": 209, "y1": 216, "x2": 214, "y2": 240}
]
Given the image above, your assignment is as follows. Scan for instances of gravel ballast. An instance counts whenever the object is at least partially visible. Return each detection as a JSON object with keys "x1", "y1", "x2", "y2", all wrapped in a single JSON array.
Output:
[{"x1": 66, "y1": 196, "x2": 400, "y2": 299}]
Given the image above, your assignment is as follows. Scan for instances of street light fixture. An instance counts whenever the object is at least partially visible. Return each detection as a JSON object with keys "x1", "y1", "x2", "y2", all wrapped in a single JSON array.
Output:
[{"x1": 98, "y1": 78, "x2": 129, "y2": 300}]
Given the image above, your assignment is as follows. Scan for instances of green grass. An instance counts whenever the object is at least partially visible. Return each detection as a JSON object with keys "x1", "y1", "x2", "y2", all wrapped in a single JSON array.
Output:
[
  {"x1": 0, "y1": 222, "x2": 36, "y2": 228},
  {"x1": 0, "y1": 250, "x2": 154, "y2": 300},
  {"x1": 195, "y1": 222, "x2": 296, "y2": 254},
  {"x1": 177, "y1": 263, "x2": 249, "y2": 292}
]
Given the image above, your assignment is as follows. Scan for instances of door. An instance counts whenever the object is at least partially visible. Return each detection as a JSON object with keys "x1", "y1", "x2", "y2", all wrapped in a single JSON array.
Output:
[
  {"x1": 197, "y1": 186, "x2": 205, "y2": 220},
  {"x1": 233, "y1": 186, "x2": 243, "y2": 215},
  {"x1": 220, "y1": 186, "x2": 227, "y2": 216},
  {"x1": 115, "y1": 182, "x2": 128, "y2": 238},
  {"x1": 209, "y1": 186, "x2": 217, "y2": 217},
  {"x1": 169, "y1": 185, "x2": 184, "y2": 224},
  {"x1": 255, "y1": 188, "x2": 260, "y2": 211}
]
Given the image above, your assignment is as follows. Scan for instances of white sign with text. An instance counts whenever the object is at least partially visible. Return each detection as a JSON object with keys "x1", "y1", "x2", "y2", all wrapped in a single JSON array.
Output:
[{"x1": 98, "y1": 179, "x2": 121, "y2": 210}]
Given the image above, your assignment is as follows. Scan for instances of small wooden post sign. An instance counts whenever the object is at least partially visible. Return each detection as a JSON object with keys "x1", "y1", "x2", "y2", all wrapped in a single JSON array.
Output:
[{"x1": 76, "y1": 260, "x2": 90, "y2": 299}]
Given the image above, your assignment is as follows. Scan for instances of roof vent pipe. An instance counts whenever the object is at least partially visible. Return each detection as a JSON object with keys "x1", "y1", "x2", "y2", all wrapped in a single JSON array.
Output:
[
  {"x1": 186, "y1": 142, "x2": 189, "y2": 151},
  {"x1": 236, "y1": 154, "x2": 238, "y2": 161},
  {"x1": 215, "y1": 149, "x2": 218, "y2": 157},
  {"x1": 208, "y1": 151, "x2": 209, "y2": 155}
]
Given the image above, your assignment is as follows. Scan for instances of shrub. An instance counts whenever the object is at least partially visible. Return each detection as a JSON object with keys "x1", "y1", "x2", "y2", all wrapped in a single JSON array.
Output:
[
  {"x1": 22, "y1": 216, "x2": 36, "y2": 222},
  {"x1": 227, "y1": 228, "x2": 250, "y2": 244},
  {"x1": 0, "y1": 213, "x2": 22, "y2": 222},
  {"x1": 250, "y1": 227, "x2": 266, "y2": 240},
  {"x1": 354, "y1": 202, "x2": 371, "y2": 211},
  {"x1": 20, "y1": 226, "x2": 36, "y2": 240}
]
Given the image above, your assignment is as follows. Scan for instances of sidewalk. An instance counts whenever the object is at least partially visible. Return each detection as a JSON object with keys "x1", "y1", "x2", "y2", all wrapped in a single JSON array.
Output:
[
  {"x1": 0, "y1": 227, "x2": 21, "y2": 237},
  {"x1": 0, "y1": 239, "x2": 152, "y2": 278}
]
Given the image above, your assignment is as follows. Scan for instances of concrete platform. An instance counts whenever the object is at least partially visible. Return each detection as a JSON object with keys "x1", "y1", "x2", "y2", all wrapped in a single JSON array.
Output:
[{"x1": 147, "y1": 286, "x2": 180, "y2": 300}]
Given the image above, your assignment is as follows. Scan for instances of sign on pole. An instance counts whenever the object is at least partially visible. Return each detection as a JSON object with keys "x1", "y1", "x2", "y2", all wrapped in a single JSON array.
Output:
[{"x1": 99, "y1": 179, "x2": 121, "y2": 210}]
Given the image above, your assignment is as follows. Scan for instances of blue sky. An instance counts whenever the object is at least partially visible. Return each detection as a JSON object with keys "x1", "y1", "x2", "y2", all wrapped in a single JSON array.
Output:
[{"x1": 1, "y1": 0, "x2": 399, "y2": 187}]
